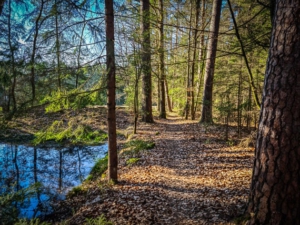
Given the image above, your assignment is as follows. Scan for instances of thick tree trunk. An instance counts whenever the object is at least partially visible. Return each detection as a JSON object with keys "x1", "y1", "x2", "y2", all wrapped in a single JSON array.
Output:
[
  {"x1": 200, "y1": 0, "x2": 222, "y2": 124},
  {"x1": 105, "y1": 0, "x2": 117, "y2": 182},
  {"x1": 141, "y1": 0, "x2": 153, "y2": 123},
  {"x1": 248, "y1": 1, "x2": 300, "y2": 224}
]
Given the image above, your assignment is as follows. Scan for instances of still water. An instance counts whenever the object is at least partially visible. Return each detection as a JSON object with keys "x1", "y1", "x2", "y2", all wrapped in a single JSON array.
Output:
[{"x1": 0, "y1": 143, "x2": 107, "y2": 219}]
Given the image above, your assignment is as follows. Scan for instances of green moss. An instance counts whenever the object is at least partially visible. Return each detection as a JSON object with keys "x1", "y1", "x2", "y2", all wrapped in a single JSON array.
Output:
[
  {"x1": 67, "y1": 186, "x2": 88, "y2": 198},
  {"x1": 126, "y1": 157, "x2": 140, "y2": 166},
  {"x1": 122, "y1": 139, "x2": 155, "y2": 156},
  {"x1": 33, "y1": 120, "x2": 107, "y2": 145},
  {"x1": 86, "y1": 154, "x2": 108, "y2": 181}
]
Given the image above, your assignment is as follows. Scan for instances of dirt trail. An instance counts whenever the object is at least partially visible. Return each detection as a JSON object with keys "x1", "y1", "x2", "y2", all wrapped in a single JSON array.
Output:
[{"x1": 50, "y1": 112, "x2": 254, "y2": 225}]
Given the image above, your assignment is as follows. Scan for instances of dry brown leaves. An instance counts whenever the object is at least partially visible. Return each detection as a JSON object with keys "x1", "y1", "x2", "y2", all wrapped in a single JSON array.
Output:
[{"x1": 49, "y1": 112, "x2": 254, "y2": 225}]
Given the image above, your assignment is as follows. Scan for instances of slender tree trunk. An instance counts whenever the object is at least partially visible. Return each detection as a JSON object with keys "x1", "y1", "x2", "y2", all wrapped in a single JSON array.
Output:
[
  {"x1": 8, "y1": 0, "x2": 16, "y2": 115},
  {"x1": 76, "y1": 22, "x2": 87, "y2": 88},
  {"x1": 105, "y1": 0, "x2": 117, "y2": 182},
  {"x1": 159, "y1": 0, "x2": 166, "y2": 119},
  {"x1": 227, "y1": 0, "x2": 260, "y2": 109},
  {"x1": 141, "y1": 0, "x2": 153, "y2": 123},
  {"x1": 30, "y1": 0, "x2": 44, "y2": 104},
  {"x1": 194, "y1": 0, "x2": 206, "y2": 116},
  {"x1": 248, "y1": 1, "x2": 300, "y2": 224},
  {"x1": 185, "y1": 3, "x2": 193, "y2": 120},
  {"x1": 200, "y1": 0, "x2": 222, "y2": 124},
  {"x1": 247, "y1": 85, "x2": 252, "y2": 129},
  {"x1": 165, "y1": 79, "x2": 172, "y2": 112},
  {"x1": 133, "y1": 45, "x2": 140, "y2": 134},
  {"x1": 157, "y1": 77, "x2": 160, "y2": 111},
  {"x1": 55, "y1": 0, "x2": 61, "y2": 91},
  {"x1": 237, "y1": 58, "x2": 242, "y2": 138},
  {"x1": 190, "y1": 0, "x2": 201, "y2": 120}
]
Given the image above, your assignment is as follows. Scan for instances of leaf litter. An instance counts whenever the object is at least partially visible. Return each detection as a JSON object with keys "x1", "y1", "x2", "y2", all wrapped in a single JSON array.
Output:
[{"x1": 43, "y1": 111, "x2": 254, "y2": 225}]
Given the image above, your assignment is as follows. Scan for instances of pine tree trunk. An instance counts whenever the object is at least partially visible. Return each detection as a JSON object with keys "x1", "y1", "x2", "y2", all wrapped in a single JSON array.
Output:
[
  {"x1": 105, "y1": 0, "x2": 117, "y2": 182},
  {"x1": 159, "y1": 0, "x2": 166, "y2": 119},
  {"x1": 165, "y1": 79, "x2": 172, "y2": 112},
  {"x1": 141, "y1": 0, "x2": 153, "y2": 123},
  {"x1": 248, "y1": 1, "x2": 300, "y2": 223},
  {"x1": 200, "y1": 0, "x2": 222, "y2": 124},
  {"x1": 190, "y1": 0, "x2": 201, "y2": 120},
  {"x1": 185, "y1": 2, "x2": 193, "y2": 120},
  {"x1": 194, "y1": 0, "x2": 206, "y2": 118}
]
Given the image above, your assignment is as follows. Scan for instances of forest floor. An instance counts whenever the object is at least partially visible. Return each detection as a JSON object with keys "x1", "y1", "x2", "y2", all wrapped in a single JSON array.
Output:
[{"x1": 1, "y1": 107, "x2": 255, "y2": 224}]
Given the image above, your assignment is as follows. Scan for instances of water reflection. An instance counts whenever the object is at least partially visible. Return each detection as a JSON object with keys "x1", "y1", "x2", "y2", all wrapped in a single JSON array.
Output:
[{"x1": 0, "y1": 143, "x2": 107, "y2": 219}]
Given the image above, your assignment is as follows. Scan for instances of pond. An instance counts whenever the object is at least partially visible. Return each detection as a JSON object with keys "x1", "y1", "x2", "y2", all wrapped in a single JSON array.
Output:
[{"x1": 0, "y1": 143, "x2": 107, "y2": 219}]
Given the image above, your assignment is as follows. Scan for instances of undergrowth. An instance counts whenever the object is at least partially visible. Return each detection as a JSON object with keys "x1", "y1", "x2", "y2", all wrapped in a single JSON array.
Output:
[
  {"x1": 14, "y1": 218, "x2": 50, "y2": 225},
  {"x1": 0, "y1": 183, "x2": 41, "y2": 225},
  {"x1": 67, "y1": 186, "x2": 88, "y2": 198},
  {"x1": 122, "y1": 139, "x2": 155, "y2": 156},
  {"x1": 126, "y1": 157, "x2": 140, "y2": 166},
  {"x1": 86, "y1": 154, "x2": 108, "y2": 181},
  {"x1": 85, "y1": 215, "x2": 113, "y2": 225},
  {"x1": 33, "y1": 119, "x2": 107, "y2": 145}
]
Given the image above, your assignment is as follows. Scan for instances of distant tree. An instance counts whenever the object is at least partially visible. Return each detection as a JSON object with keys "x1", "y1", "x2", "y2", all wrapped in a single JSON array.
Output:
[
  {"x1": 140, "y1": 0, "x2": 153, "y2": 123},
  {"x1": 248, "y1": 0, "x2": 300, "y2": 224},
  {"x1": 105, "y1": 0, "x2": 117, "y2": 182},
  {"x1": 200, "y1": 0, "x2": 222, "y2": 123}
]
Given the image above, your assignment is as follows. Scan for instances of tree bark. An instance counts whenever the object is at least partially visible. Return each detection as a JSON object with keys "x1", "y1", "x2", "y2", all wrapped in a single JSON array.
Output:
[
  {"x1": 190, "y1": 0, "x2": 201, "y2": 120},
  {"x1": 105, "y1": 0, "x2": 117, "y2": 182},
  {"x1": 159, "y1": 0, "x2": 166, "y2": 119},
  {"x1": 185, "y1": 1, "x2": 193, "y2": 120},
  {"x1": 165, "y1": 79, "x2": 172, "y2": 112},
  {"x1": 200, "y1": 0, "x2": 222, "y2": 124},
  {"x1": 194, "y1": 0, "x2": 206, "y2": 117},
  {"x1": 141, "y1": 0, "x2": 153, "y2": 123},
  {"x1": 248, "y1": 1, "x2": 300, "y2": 224}
]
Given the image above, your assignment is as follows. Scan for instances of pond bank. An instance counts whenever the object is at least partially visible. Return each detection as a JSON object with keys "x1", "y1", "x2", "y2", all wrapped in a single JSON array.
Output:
[
  {"x1": 0, "y1": 143, "x2": 108, "y2": 222},
  {"x1": 1, "y1": 108, "x2": 254, "y2": 224}
]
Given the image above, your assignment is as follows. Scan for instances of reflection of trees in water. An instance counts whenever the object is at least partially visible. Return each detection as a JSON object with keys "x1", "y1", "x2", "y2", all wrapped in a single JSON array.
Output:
[{"x1": 0, "y1": 144, "x2": 107, "y2": 218}]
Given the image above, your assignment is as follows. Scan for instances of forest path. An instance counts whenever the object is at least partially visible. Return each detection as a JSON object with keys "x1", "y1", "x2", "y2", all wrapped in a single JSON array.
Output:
[{"x1": 62, "y1": 112, "x2": 254, "y2": 225}]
